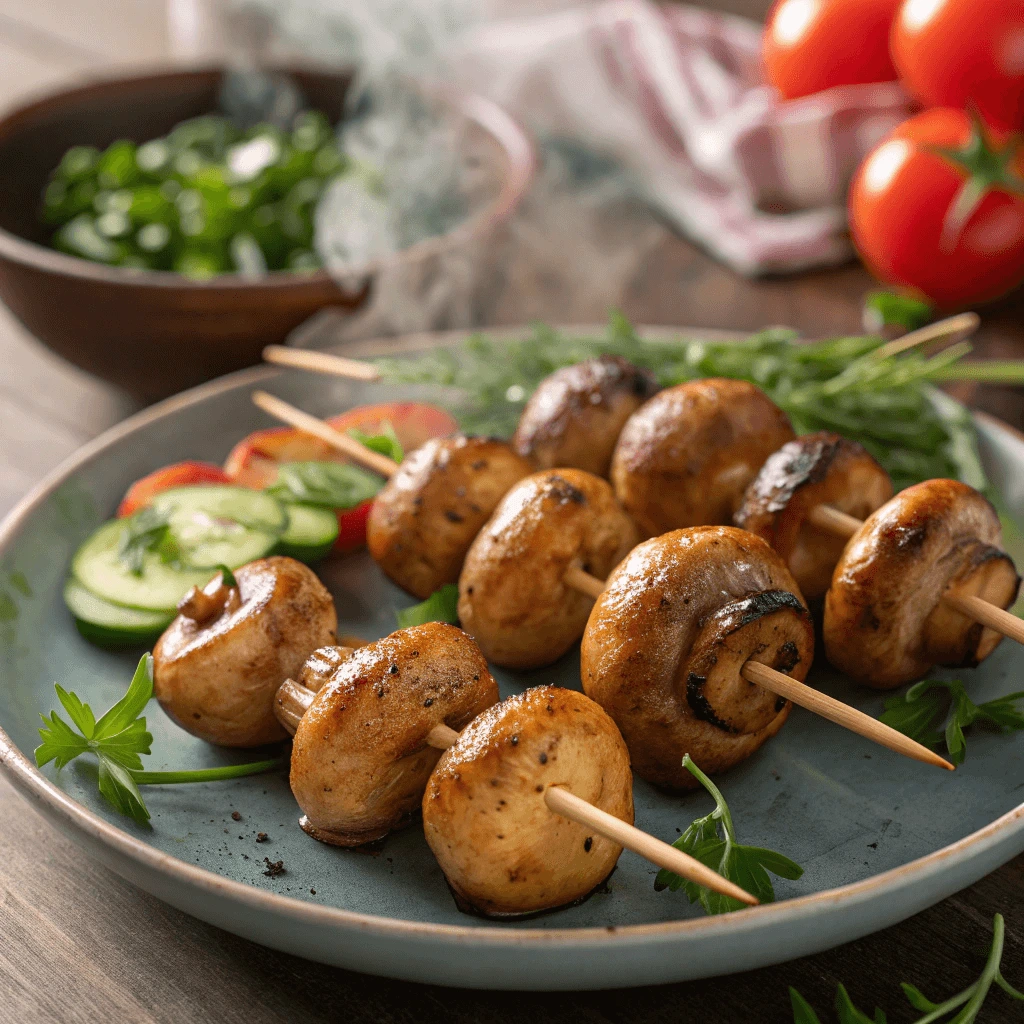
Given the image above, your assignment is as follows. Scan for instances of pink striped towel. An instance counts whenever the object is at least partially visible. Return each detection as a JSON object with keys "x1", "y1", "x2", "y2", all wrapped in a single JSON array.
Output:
[{"x1": 455, "y1": 1, "x2": 915, "y2": 275}]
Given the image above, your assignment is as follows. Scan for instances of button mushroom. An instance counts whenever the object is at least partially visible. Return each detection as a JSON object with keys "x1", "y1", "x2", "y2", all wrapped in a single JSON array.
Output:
[
  {"x1": 610, "y1": 378, "x2": 795, "y2": 536},
  {"x1": 458, "y1": 469, "x2": 640, "y2": 669},
  {"x1": 422, "y1": 685, "x2": 633, "y2": 918},
  {"x1": 824, "y1": 479, "x2": 1021, "y2": 689},
  {"x1": 512, "y1": 356, "x2": 660, "y2": 476},
  {"x1": 734, "y1": 432, "x2": 894, "y2": 600},
  {"x1": 581, "y1": 526, "x2": 814, "y2": 790},
  {"x1": 152, "y1": 556, "x2": 337, "y2": 747},
  {"x1": 281, "y1": 622, "x2": 499, "y2": 847},
  {"x1": 367, "y1": 435, "x2": 532, "y2": 599}
]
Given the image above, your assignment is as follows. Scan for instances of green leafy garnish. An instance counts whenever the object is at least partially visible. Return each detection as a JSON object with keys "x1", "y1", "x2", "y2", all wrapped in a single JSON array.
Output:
[
  {"x1": 266, "y1": 461, "x2": 384, "y2": 509},
  {"x1": 395, "y1": 584, "x2": 460, "y2": 629},
  {"x1": 349, "y1": 421, "x2": 404, "y2": 464},
  {"x1": 790, "y1": 913, "x2": 1022, "y2": 1022},
  {"x1": 863, "y1": 290, "x2": 934, "y2": 333},
  {"x1": 879, "y1": 678, "x2": 1024, "y2": 766},
  {"x1": 654, "y1": 754, "x2": 803, "y2": 914},
  {"x1": 36, "y1": 654, "x2": 281, "y2": 825},
  {"x1": 216, "y1": 564, "x2": 237, "y2": 588},
  {"x1": 117, "y1": 506, "x2": 182, "y2": 575}
]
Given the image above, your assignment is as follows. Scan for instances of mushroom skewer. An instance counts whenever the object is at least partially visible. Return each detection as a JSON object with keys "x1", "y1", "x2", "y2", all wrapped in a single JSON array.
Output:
[{"x1": 274, "y1": 628, "x2": 757, "y2": 911}]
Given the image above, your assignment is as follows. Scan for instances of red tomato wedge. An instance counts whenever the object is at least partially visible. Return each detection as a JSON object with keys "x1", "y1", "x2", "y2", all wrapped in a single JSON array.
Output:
[
  {"x1": 117, "y1": 461, "x2": 231, "y2": 518},
  {"x1": 224, "y1": 402, "x2": 458, "y2": 553}
]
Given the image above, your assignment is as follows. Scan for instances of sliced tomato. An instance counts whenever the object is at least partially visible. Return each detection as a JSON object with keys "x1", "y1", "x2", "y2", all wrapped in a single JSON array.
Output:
[
  {"x1": 117, "y1": 461, "x2": 231, "y2": 518},
  {"x1": 224, "y1": 401, "x2": 458, "y2": 553}
]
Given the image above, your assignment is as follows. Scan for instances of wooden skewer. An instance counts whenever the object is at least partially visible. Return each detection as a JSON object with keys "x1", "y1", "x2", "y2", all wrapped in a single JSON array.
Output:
[
  {"x1": 277, "y1": 686, "x2": 757, "y2": 905},
  {"x1": 873, "y1": 312, "x2": 981, "y2": 359},
  {"x1": 263, "y1": 345, "x2": 382, "y2": 382},
  {"x1": 565, "y1": 568, "x2": 953, "y2": 771},
  {"x1": 251, "y1": 390, "x2": 399, "y2": 479}
]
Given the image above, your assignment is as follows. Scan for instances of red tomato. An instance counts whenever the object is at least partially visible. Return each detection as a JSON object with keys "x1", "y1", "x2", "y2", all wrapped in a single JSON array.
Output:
[
  {"x1": 117, "y1": 461, "x2": 231, "y2": 517},
  {"x1": 224, "y1": 402, "x2": 458, "y2": 553},
  {"x1": 892, "y1": 0, "x2": 1024, "y2": 131},
  {"x1": 763, "y1": 0, "x2": 901, "y2": 100},
  {"x1": 849, "y1": 108, "x2": 1024, "y2": 309}
]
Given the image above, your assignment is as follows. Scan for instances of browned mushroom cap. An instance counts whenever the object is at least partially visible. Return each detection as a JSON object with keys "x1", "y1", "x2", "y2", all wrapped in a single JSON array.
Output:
[
  {"x1": 581, "y1": 526, "x2": 813, "y2": 790},
  {"x1": 611, "y1": 378, "x2": 795, "y2": 536},
  {"x1": 823, "y1": 479, "x2": 1021, "y2": 689},
  {"x1": 289, "y1": 622, "x2": 499, "y2": 847},
  {"x1": 422, "y1": 685, "x2": 633, "y2": 918},
  {"x1": 512, "y1": 356, "x2": 660, "y2": 477},
  {"x1": 458, "y1": 469, "x2": 640, "y2": 669},
  {"x1": 153, "y1": 557, "x2": 336, "y2": 747},
  {"x1": 367, "y1": 435, "x2": 532, "y2": 599},
  {"x1": 734, "y1": 432, "x2": 894, "y2": 599}
]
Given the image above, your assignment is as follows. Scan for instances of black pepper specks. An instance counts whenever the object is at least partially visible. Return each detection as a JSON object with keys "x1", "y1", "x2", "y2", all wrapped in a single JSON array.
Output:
[
  {"x1": 584, "y1": 837, "x2": 593, "y2": 852},
  {"x1": 389, "y1": 664, "x2": 399, "y2": 675},
  {"x1": 538, "y1": 752, "x2": 548, "y2": 764},
  {"x1": 424, "y1": 698, "x2": 434, "y2": 707}
]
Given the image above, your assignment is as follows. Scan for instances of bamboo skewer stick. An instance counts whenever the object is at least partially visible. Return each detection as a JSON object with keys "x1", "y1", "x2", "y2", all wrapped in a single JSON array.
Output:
[
  {"x1": 276, "y1": 684, "x2": 757, "y2": 905},
  {"x1": 263, "y1": 345, "x2": 382, "y2": 381},
  {"x1": 563, "y1": 568, "x2": 953, "y2": 771},
  {"x1": 873, "y1": 312, "x2": 981, "y2": 359}
]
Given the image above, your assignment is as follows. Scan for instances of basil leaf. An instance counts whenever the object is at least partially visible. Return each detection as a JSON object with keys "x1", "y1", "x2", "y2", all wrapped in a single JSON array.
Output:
[{"x1": 266, "y1": 461, "x2": 384, "y2": 510}]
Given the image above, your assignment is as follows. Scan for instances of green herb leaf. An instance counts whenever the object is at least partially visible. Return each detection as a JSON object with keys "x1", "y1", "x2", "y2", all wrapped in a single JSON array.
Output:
[
  {"x1": 395, "y1": 584, "x2": 460, "y2": 629},
  {"x1": 349, "y1": 421, "x2": 404, "y2": 463},
  {"x1": 117, "y1": 505, "x2": 181, "y2": 575},
  {"x1": 266, "y1": 461, "x2": 383, "y2": 510},
  {"x1": 790, "y1": 989, "x2": 825, "y2": 1024},
  {"x1": 863, "y1": 291, "x2": 933, "y2": 333},
  {"x1": 216, "y1": 564, "x2": 237, "y2": 588},
  {"x1": 655, "y1": 755, "x2": 803, "y2": 914},
  {"x1": 834, "y1": 985, "x2": 886, "y2": 1024}
]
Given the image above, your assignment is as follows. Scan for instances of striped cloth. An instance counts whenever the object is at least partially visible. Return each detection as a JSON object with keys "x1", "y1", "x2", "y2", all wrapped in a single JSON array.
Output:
[{"x1": 456, "y1": 1, "x2": 915, "y2": 275}]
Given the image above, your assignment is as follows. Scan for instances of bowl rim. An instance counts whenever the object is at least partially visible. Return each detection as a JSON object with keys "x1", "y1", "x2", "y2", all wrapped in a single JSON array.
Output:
[
  {"x1": 0, "y1": 65, "x2": 536, "y2": 292},
  {"x1": 0, "y1": 325, "x2": 1023, "y2": 952}
]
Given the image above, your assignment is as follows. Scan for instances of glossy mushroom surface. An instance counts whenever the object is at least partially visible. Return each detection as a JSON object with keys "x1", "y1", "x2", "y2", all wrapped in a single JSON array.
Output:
[
  {"x1": 611, "y1": 378, "x2": 795, "y2": 536},
  {"x1": 458, "y1": 469, "x2": 640, "y2": 669},
  {"x1": 581, "y1": 526, "x2": 813, "y2": 790},
  {"x1": 288, "y1": 622, "x2": 499, "y2": 847},
  {"x1": 512, "y1": 356, "x2": 660, "y2": 476},
  {"x1": 824, "y1": 479, "x2": 1021, "y2": 689},
  {"x1": 153, "y1": 556, "x2": 336, "y2": 747},
  {"x1": 367, "y1": 435, "x2": 532, "y2": 599},
  {"x1": 735, "y1": 432, "x2": 893, "y2": 599},
  {"x1": 422, "y1": 685, "x2": 633, "y2": 918}
]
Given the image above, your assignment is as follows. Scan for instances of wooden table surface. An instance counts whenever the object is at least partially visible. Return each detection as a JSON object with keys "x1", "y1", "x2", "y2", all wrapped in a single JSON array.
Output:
[{"x1": 2, "y1": 2, "x2": 1024, "y2": 1021}]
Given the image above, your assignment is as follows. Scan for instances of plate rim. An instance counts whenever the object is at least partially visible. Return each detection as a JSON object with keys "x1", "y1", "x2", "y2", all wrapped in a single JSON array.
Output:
[{"x1": 2, "y1": 324, "x2": 1023, "y2": 951}]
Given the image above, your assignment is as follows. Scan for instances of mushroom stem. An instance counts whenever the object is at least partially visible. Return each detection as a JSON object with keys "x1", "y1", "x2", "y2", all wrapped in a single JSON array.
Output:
[
  {"x1": 263, "y1": 345, "x2": 382, "y2": 382},
  {"x1": 563, "y1": 565, "x2": 606, "y2": 600},
  {"x1": 274, "y1": 679, "x2": 315, "y2": 736},
  {"x1": 740, "y1": 661, "x2": 954, "y2": 771},
  {"x1": 251, "y1": 391, "x2": 399, "y2": 479},
  {"x1": 806, "y1": 503, "x2": 861, "y2": 539},
  {"x1": 425, "y1": 723, "x2": 461, "y2": 749}
]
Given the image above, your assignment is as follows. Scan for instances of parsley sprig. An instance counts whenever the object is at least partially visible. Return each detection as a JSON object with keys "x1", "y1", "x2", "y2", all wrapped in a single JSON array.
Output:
[
  {"x1": 395, "y1": 583, "x2": 460, "y2": 629},
  {"x1": 36, "y1": 654, "x2": 281, "y2": 824},
  {"x1": 654, "y1": 754, "x2": 803, "y2": 914},
  {"x1": 879, "y1": 679, "x2": 1024, "y2": 766},
  {"x1": 790, "y1": 913, "x2": 1022, "y2": 1022}
]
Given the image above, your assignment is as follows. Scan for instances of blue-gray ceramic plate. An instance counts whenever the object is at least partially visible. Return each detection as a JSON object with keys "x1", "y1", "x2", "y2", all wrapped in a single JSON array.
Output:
[{"x1": 1, "y1": 327, "x2": 1023, "y2": 991}]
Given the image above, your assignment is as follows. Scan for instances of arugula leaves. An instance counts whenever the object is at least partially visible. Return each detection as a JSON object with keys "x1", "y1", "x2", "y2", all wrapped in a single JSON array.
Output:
[
  {"x1": 117, "y1": 506, "x2": 181, "y2": 575},
  {"x1": 36, "y1": 654, "x2": 280, "y2": 825},
  {"x1": 880, "y1": 678, "x2": 1024, "y2": 766},
  {"x1": 395, "y1": 584, "x2": 460, "y2": 629},
  {"x1": 266, "y1": 461, "x2": 384, "y2": 510},
  {"x1": 654, "y1": 754, "x2": 803, "y2": 914},
  {"x1": 790, "y1": 913, "x2": 1023, "y2": 1023}
]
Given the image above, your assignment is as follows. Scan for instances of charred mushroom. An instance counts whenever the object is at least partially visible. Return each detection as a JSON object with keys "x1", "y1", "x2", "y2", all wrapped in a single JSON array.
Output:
[
  {"x1": 458, "y1": 469, "x2": 640, "y2": 669},
  {"x1": 734, "y1": 432, "x2": 894, "y2": 599},
  {"x1": 512, "y1": 356, "x2": 660, "y2": 476},
  {"x1": 367, "y1": 435, "x2": 532, "y2": 599},
  {"x1": 824, "y1": 479, "x2": 1021, "y2": 689},
  {"x1": 422, "y1": 685, "x2": 633, "y2": 918},
  {"x1": 152, "y1": 556, "x2": 336, "y2": 747},
  {"x1": 581, "y1": 526, "x2": 814, "y2": 790},
  {"x1": 610, "y1": 378, "x2": 795, "y2": 536}
]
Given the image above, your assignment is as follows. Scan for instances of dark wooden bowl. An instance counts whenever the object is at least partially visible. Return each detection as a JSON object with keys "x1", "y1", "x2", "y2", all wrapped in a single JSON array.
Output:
[{"x1": 0, "y1": 68, "x2": 534, "y2": 402}]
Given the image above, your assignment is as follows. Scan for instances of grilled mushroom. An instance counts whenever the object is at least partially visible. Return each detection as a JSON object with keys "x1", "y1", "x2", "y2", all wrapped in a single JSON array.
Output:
[
  {"x1": 283, "y1": 622, "x2": 499, "y2": 847},
  {"x1": 422, "y1": 685, "x2": 633, "y2": 918},
  {"x1": 153, "y1": 556, "x2": 336, "y2": 747},
  {"x1": 611, "y1": 378, "x2": 795, "y2": 536},
  {"x1": 367, "y1": 435, "x2": 532, "y2": 599},
  {"x1": 512, "y1": 356, "x2": 660, "y2": 476},
  {"x1": 734, "y1": 432, "x2": 894, "y2": 599},
  {"x1": 581, "y1": 526, "x2": 813, "y2": 790},
  {"x1": 824, "y1": 479, "x2": 1021, "y2": 689},
  {"x1": 458, "y1": 469, "x2": 640, "y2": 669}
]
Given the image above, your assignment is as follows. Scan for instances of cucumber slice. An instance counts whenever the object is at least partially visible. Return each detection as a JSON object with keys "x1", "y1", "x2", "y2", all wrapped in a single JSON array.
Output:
[
  {"x1": 276, "y1": 504, "x2": 339, "y2": 564},
  {"x1": 65, "y1": 577, "x2": 175, "y2": 646},
  {"x1": 149, "y1": 486, "x2": 286, "y2": 568}
]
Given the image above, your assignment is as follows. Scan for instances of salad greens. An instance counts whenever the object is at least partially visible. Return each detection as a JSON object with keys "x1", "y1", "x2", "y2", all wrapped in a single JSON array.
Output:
[
  {"x1": 395, "y1": 584, "x2": 460, "y2": 629},
  {"x1": 265, "y1": 461, "x2": 384, "y2": 510}
]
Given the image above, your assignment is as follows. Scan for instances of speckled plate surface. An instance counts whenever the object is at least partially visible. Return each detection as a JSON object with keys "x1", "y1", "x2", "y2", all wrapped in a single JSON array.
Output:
[{"x1": 1, "y1": 327, "x2": 1023, "y2": 991}]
